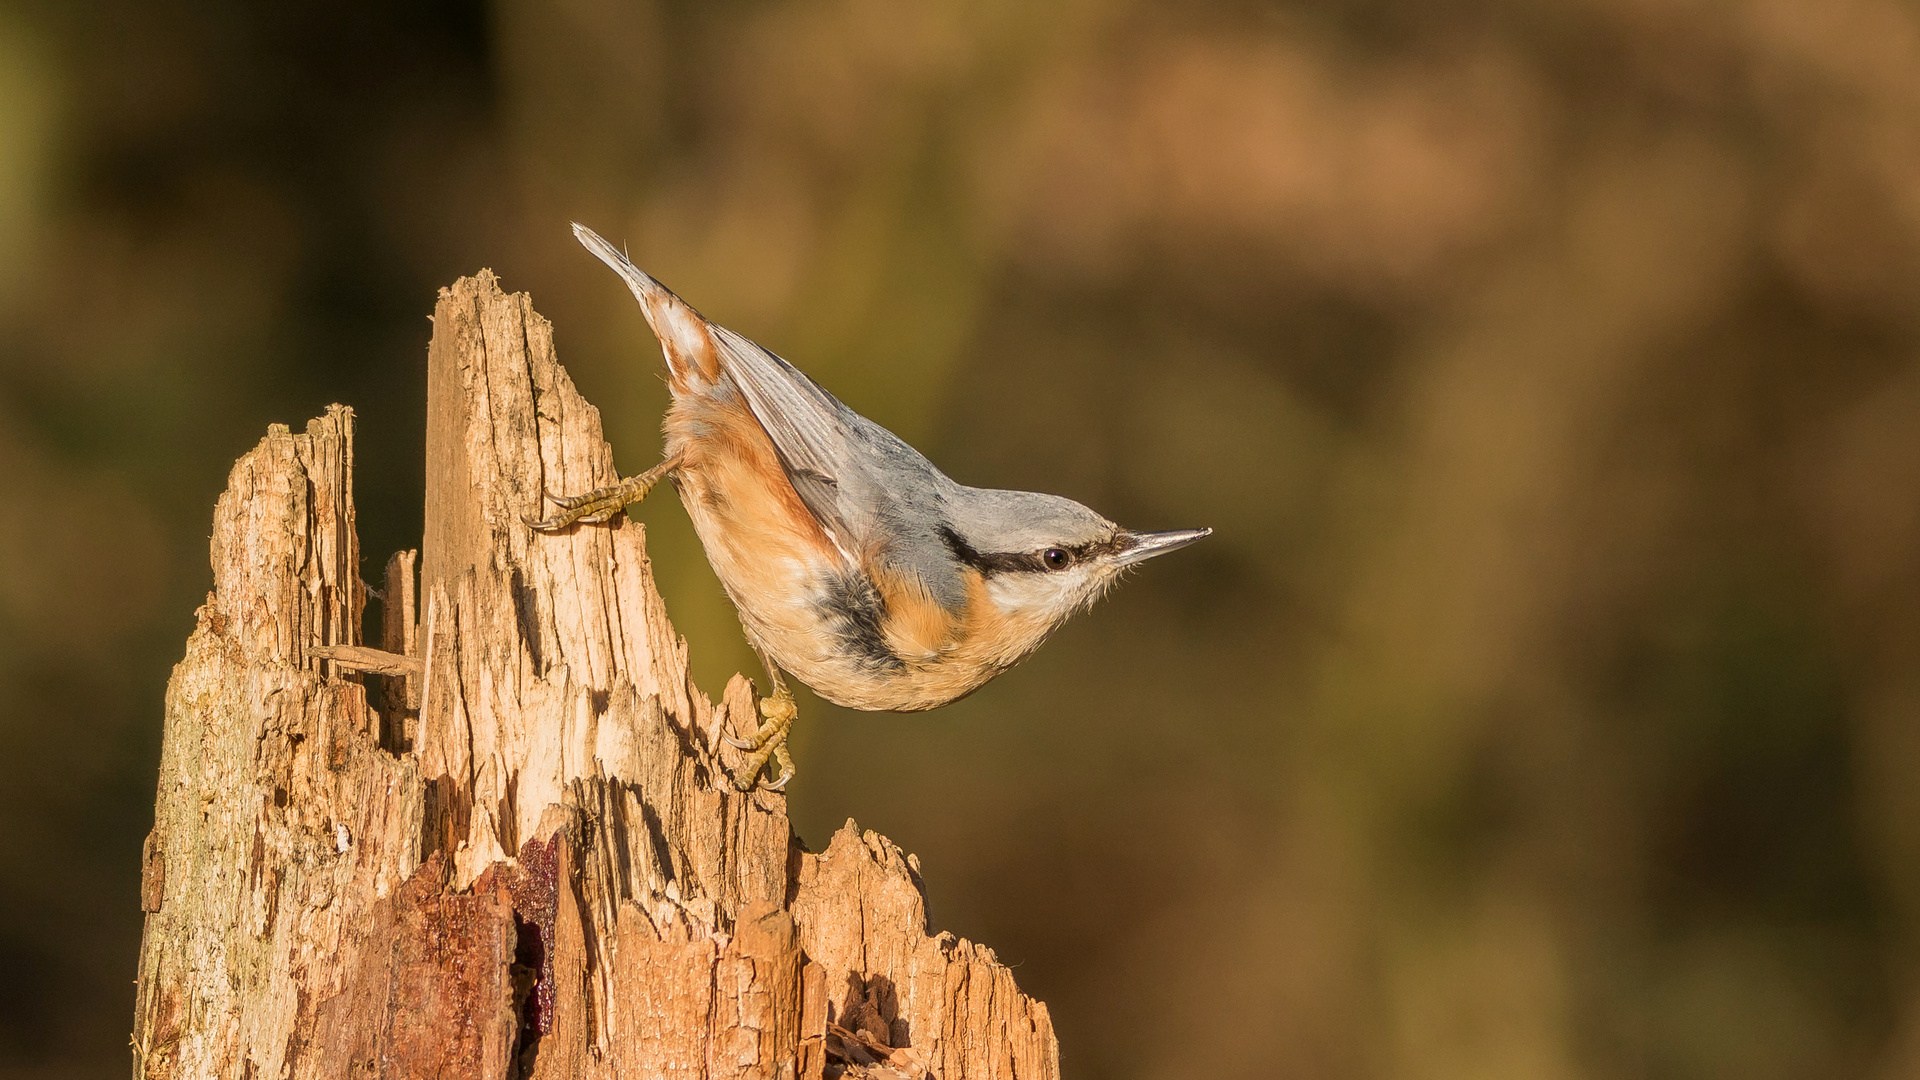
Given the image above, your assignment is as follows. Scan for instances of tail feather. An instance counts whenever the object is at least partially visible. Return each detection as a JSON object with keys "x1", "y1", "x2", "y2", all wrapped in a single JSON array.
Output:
[{"x1": 572, "y1": 223, "x2": 721, "y2": 393}]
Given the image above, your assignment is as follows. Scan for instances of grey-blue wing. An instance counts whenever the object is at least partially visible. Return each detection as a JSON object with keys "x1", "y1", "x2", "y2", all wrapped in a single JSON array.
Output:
[
  {"x1": 711, "y1": 325, "x2": 975, "y2": 610},
  {"x1": 709, "y1": 325, "x2": 893, "y2": 553}
]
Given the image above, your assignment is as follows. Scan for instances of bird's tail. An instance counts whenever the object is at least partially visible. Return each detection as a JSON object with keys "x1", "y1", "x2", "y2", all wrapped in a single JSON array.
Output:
[{"x1": 572, "y1": 223, "x2": 722, "y2": 394}]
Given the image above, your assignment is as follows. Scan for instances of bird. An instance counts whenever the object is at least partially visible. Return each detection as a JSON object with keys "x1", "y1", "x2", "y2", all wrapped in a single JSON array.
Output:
[{"x1": 530, "y1": 224, "x2": 1211, "y2": 791}]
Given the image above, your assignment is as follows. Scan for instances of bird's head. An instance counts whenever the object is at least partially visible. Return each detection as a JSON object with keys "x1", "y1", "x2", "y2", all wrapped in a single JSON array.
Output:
[{"x1": 936, "y1": 488, "x2": 1209, "y2": 662}]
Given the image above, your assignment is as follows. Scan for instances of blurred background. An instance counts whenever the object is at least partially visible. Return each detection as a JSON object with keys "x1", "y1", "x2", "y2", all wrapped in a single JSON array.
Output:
[{"x1": 3, "y1": 0, "x2": 1919, "y2": 1076}]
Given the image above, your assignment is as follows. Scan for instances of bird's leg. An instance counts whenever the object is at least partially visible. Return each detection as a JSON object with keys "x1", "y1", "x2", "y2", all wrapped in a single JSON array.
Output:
[
  {"x1": 727, "y1": 649, "x2": 798, "y2": 791},
  {"x1": 526, "y1": 452, "x2": 684, "y2": 531}
]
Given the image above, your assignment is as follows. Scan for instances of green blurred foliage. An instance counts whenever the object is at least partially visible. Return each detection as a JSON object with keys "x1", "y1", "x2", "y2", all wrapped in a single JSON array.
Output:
[{"x1": 3, "y1": 0, "x2": 1919, "y2": 1076}]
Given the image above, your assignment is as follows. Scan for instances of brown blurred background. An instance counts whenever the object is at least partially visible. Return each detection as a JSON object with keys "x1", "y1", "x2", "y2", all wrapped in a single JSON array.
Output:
[{"x1": 4, "y1": 0, "x2": 1920, "y2": 1076}]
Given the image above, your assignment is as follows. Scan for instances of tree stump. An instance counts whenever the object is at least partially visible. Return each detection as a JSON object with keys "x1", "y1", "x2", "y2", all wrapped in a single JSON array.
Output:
[{"x1": 132, "y1": 271, "x2": 1060, "y2": 1080}]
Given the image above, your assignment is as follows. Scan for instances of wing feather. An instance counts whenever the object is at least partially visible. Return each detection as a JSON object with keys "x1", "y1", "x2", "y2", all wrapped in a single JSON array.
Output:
[{"x1": 710, "y1": 325, "x2": 880, "y2": 551}]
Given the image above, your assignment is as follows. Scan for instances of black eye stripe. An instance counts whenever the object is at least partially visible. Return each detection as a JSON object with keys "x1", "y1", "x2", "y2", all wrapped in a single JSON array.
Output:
[
  {"x1": 940, "y1": 527, "x2": 1114, "y2": 576},
  {"x1": 939, "y1": 528, "x2": 1046, "y2": 574}
]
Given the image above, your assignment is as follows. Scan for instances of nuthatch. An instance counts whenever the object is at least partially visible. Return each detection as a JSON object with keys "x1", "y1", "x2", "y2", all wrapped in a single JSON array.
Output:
[{"x1": 532, "y1": 224, "x2": 1210, "y2": 790}]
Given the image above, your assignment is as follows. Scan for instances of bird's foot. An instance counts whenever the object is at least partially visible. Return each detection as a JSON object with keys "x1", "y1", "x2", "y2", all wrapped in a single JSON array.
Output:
[
  {"x1": 727, "y1": 688, "x2": 798, "y2": 791},
  {"x1": 525, "y1": 457, "x2": 678, "y2": 531}
]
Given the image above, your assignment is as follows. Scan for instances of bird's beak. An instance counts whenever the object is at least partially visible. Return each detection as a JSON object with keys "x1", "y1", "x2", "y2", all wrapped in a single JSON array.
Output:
[{"x1": 1114, "y1": 527, "x2": 1212, "y2": 566}]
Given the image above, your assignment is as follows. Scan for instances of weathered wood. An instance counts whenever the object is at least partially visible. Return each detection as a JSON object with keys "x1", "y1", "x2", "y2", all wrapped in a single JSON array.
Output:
[
  {"x1": 308, "y1": 644, "x2": 424, "y2": 677},
  {"x1": 133, "y1": 271, "x2": 1060, "y2": 1079}
]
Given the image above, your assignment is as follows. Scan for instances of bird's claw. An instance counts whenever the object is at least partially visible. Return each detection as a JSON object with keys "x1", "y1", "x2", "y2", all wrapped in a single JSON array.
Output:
[
  {"x1": 526, "y1": 458, "x2": 680, "y2": 533},
  {"x1": 736, "y1": 742, "x2": 795, "y2": 792},
  {"x1": 763, "y1": 743, "x2": 795, "y2": 791},
  {"x1": 527, "y1": 487, "x2": 626, "y2": 531},
  {"x1": 728, "y1": 687, "x2": 798, "y2": 791}
]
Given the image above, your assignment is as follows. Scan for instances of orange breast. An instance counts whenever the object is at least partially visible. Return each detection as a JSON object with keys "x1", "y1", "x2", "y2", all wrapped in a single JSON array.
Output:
[{"x1": 663, "y1": 389, "x2": 845, "y2": 660}]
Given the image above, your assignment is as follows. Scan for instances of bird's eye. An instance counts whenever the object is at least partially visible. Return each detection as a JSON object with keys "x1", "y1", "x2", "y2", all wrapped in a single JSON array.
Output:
[{"x1": 1042, "y1": 547, "x2": 1071, "y2": 570}]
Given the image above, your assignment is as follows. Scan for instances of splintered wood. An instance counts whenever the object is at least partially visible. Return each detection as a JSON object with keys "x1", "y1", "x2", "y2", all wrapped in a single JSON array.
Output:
[{"x1": 132, "y1": 272, "x2": 1060, "y2": 1080}]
